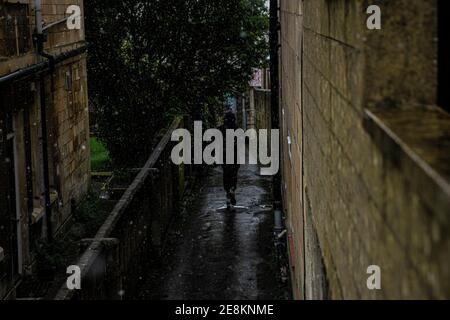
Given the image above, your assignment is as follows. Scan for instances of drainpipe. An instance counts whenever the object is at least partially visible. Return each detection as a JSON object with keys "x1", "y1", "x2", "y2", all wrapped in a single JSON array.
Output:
[
  {"x1": 34, "y1": 0, "x2": 54, "y2": 63},
  {"x1": 23, "y1": 109, "x2": 34, "y2": 235},
  {"x1": 269, "y1": 0, "x2": 281, "y2": 206},
  {"x1": 34, "y1": 0, "x2": 54, "y2": 242},
  {"x1": 35, "y1": 0, "x2": 43, "y2": 34},
  {"x1": 12, "y1": 120, "x2": 23, "y2": 274}
]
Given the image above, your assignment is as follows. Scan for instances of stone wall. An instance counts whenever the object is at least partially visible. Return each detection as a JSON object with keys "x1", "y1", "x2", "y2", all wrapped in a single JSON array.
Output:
[
  {"x1": 54, "y1": 119, "x2": 192, "y2": 300},
  {"x1": 0, "y1": 0, "x2": 85, "y2": 75},
  {"x1": 48, "y1": 54, "x2": 90, "y2": 230},
  {"x1": 0, "y1": 0, "x2": 89, "y2": 299},
  {"x1": 279, "y1": 0, "x2": 304, "y2": 298},
  {"x1": 254, "y1": 89, "x2": 272, "y2": 131},
  {"x1": 280, "y1": 0, "x2": 450, "y2": 299}
]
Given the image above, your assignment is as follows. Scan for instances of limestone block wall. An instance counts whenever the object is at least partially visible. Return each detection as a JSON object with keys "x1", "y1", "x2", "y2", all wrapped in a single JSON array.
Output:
[
  {"x1": 280, "y1": 0, "x2": 450, "y2": 299},
  {"x1": 0, "y1": 0, "x2": 85, "y2": 75},
  {"x1": 48, "y1": 54, "x2": 90, "y2": 230},
  {"x1": 0, "y1": 0, "x2": 89, "y2": 298},
  {"x1": 279, "y1": 0, "x2": 304, "y2": 298}
]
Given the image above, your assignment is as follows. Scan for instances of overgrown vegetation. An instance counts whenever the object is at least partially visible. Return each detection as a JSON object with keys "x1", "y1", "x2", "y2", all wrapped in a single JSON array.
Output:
[
  {"x1": 17, "y1": 189, "x2": 112, "y2": 297},
  {"x1": 90, "y1": 137, "x2": 110, "y2": 172},
  {"x1": 34, "y1": 190, "x2": 108, "y2": 281},
  {"x1": 85, "y1": 0, "x2": 269, "y2": 167}
]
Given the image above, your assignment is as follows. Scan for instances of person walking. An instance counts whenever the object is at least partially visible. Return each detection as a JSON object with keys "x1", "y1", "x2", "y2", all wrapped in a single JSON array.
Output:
[{"x1": 220, "y1": 111, "x2": 240, "y2": 210}]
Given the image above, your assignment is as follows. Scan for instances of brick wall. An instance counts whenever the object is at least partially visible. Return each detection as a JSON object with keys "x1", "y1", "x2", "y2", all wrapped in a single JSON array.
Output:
[{"x1": 280, "y1": 0, "x2": 450, "y2": 299}]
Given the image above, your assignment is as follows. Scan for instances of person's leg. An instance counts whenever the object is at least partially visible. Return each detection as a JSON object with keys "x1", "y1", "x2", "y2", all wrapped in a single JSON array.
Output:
[
  {"x1": 232, "y1": 165, "x2": 239, "y2": 189},
  {"x1": 223, "y1": 166, "x2": 233, "y2": 209},
  {"x1": 229, "y1": 165, "x2": 239, "y2": 206},
  {"x1": 223, "y1": 166, "x2": 232, "y2": 194}
]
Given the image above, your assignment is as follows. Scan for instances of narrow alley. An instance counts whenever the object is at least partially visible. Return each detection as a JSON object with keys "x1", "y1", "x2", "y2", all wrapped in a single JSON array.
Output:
[
  {"x1": 138, "y1": 163, "x2": 289, "y2": 300},
  {"x1": 2, "y1": 0, "x2": 450, "y2": 304}
]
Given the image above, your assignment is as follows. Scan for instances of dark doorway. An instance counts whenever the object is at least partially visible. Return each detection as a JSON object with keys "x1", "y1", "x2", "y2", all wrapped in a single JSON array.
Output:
[{"x1": 0, "y1": 114, "x2": 20, "y2": 295}]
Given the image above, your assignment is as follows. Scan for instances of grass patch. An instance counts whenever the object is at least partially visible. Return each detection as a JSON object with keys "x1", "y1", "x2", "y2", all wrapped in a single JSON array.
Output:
[{"x1": 90, "y1": 137, "x2": 110, "y2": 172}]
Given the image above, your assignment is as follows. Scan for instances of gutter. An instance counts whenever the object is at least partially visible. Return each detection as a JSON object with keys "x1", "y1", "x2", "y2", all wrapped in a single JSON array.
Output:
[{"x1": 0, "y1": 45, "x2": 88, "y2": 85}]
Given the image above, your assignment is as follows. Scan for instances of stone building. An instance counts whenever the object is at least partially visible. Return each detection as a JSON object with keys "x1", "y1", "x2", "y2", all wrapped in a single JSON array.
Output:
[
  {"x1": 0, "y1": 0, "x2": 89, "y2": 298},
  {"x1": 279, "y1": 0, "x2": 450, "y2": 299},
  {"x1": 237, "y1": 68, "x2": 271, "y2": 131}
]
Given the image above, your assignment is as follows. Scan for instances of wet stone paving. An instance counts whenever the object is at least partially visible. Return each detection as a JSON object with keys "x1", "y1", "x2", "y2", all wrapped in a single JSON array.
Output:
[{"x1": 138, "y1": 163, "x2": 290, "y2": 300}]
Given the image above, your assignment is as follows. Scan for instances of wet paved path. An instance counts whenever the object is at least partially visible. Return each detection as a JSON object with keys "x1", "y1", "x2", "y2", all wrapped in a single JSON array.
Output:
[{"x1": 139, "y1": 163, "x2": 289, "y2": 300}]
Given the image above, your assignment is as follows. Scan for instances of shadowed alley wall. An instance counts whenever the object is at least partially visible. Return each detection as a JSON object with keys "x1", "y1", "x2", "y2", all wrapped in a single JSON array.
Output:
[{"x1": 280, "y1": 0, "x2": 450, "y2": 299}]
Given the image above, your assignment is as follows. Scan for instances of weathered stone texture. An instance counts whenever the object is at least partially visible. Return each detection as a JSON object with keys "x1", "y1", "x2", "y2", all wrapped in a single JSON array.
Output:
[
  {"x1": 0, "y1": 0, "x2": 85, "y2": 75},
  {"x1": 280, "y1": 0, "x2": 450, "y2": 299},
  {"x1": 0, "y1": 0, "x2": 89, "y2": 298},
  {"x1": 49, "y1": 55, "x2": 90, "y2": 229}
]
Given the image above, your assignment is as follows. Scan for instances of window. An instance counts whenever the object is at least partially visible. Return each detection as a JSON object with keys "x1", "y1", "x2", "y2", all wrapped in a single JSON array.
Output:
[
  {"x1": 65, "y1": 70, "x2": 73, "y2": 91},
  {"x1": 0, "y1": 2, "x2": 31, "y2": 58}
]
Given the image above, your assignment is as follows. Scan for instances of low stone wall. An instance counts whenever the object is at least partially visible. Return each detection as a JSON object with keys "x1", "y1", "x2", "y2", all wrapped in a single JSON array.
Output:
[{"x1": 54, "y1": 118, "x2": 194, "y2": 300}]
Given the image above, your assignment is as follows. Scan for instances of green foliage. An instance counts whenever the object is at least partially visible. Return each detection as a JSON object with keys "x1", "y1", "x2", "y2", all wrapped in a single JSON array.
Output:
[
  {"x1": 35, "y1": 191, "x2": 106, "y2": 278},
  {"x1": 85, "y1": 0, "x2": 269, "y2": 167},
  {"x1": 90, "y1": 137, "x2": 110, "y2": 172}
]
